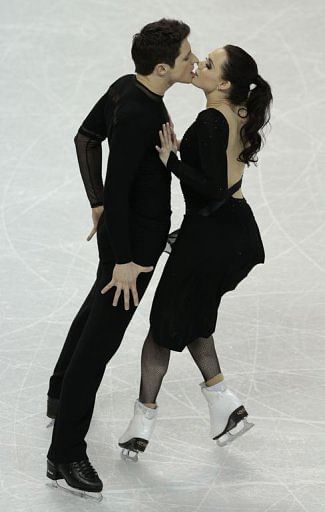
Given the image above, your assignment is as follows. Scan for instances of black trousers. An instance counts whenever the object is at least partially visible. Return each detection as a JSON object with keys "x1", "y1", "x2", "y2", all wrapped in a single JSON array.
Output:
[{"x1": 47, "y1": 255, "x2": 159, "y2": 463}]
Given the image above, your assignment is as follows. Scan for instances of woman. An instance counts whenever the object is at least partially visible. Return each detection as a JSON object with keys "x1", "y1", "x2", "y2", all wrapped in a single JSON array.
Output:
[{"x1": 118, "y1": 45, "x2": 272, "y2": 461}]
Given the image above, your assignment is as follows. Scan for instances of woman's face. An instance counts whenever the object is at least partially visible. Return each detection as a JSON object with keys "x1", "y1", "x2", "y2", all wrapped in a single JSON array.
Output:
[{"x1": 192, "y1": 47, "x2": 229, "y2": 93}]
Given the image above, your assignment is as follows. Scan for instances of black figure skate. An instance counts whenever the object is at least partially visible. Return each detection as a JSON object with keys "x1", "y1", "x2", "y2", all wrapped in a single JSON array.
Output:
[{"x1": 46, "y1": 458, "x2": 103, "y2": 502}]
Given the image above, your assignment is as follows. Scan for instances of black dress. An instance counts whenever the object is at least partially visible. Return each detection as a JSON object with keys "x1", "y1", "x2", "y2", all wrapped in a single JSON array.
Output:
[{"x1": 149, "y1": 108, "x2": 265, "y2": 352}]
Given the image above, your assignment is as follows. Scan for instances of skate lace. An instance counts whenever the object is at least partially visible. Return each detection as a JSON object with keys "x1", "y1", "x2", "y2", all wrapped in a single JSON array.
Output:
[{"x1": 72, "y1": 459, "x2": 98, "y2": 479}]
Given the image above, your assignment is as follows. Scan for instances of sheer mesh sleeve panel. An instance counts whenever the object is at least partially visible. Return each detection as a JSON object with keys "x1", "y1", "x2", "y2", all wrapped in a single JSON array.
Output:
[
  {"x1": 74, "y1": 130, "x2": 104, "y2": 207},
  {"x1": 166, "y1": 109, "x2": 229, "y2": 199},
  {"x1": 73, "y1": 91, "x2": 110, "y2": 208}
]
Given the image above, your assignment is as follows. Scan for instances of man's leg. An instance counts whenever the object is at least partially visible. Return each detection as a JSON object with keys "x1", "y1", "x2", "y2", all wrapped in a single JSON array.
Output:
[
  {"x1": 47, "y1": 262, "x2": 104, "y2": 400},
  {"x1": 47, "y1": 261, "x2": 155, "y2": 463}
]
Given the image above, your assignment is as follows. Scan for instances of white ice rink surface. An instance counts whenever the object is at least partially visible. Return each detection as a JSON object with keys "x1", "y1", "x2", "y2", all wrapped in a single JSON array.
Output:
[{"x1": 1, "y1": 1, "x2": 325, "y2": 510}]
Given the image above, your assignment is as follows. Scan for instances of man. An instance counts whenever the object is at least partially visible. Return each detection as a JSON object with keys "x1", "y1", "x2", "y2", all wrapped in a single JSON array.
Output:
[{"x1": 46, "y1": 18, "x2": 197, "y2": 497}]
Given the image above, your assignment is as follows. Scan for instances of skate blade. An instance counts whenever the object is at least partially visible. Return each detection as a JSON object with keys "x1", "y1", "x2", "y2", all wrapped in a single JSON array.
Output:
[
  {"x1": 119, "y1": 438, "x2": 148, "y2": 462},
  {"x1": 216, "y1": 418, "x2": 254, "y2": 447},
  {"x1": 120, "y1": 448, "x2": 139, "y2": 463},
  {"x1": 46, "y1": 419, "x2": 55, "y2": 428},
  {"x1": 46, "y1": 480, "x2": 103, "y2": 502}
]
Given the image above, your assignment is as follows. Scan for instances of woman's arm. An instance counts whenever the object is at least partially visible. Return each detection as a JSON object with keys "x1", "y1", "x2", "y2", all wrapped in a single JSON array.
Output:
[{"x1": 166, "y1": 109, "x2": 229, "y2": 199}]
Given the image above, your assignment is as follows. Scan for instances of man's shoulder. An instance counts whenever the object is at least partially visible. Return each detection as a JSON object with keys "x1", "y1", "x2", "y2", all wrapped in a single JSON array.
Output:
[
  {"x1": 109, "y1": 74, "x2": 135, "y2": 90},
  {"x1": 108, "y1": 75, "x2": 148, "y2": 114}
]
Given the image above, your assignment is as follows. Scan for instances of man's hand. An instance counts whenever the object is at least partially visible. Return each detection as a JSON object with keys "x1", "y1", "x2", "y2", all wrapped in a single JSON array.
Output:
[
  {"x1": 87, "y1": 205, "x2": 104, "y2": 241},
  {"x1": 100, "y1": 262, "x2": 154, "y2": 311}
]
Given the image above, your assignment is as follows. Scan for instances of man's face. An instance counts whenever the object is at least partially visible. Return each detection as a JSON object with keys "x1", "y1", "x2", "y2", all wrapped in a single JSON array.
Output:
[{"x1": 168, "y1": 38, "x2": 199, "y2": 84}]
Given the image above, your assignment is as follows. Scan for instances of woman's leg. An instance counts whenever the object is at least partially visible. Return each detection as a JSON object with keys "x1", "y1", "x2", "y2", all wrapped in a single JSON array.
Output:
[
  {"x1": 187, "y1": 335, "x2": 223, "y2": 385},
  {"x1": 138, "y1": 331, "x2": 222, "y2": 407},
  {"x1": 138, "y1": 328, "x2": 171, "y2": 407},
  {"x1": 188, "y1": 335, "x2": 254, "y2": 445}
]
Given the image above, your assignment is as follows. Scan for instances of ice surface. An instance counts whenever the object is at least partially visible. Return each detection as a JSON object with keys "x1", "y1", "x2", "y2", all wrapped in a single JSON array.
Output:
[{"x1": 1, "y1": 0, "x2": 325, "y2": 510}]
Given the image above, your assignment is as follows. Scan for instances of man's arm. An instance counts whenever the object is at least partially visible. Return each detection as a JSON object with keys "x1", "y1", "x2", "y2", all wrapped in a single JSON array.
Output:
[
  {"x1": 74, "y1": 91, "x2": 109, "y2": 207},
  {"x1": 74, "y1": 130, "x2": 105, "y2": 208}
]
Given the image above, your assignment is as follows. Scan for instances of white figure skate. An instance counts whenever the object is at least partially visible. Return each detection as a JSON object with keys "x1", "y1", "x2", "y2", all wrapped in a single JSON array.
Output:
[
  {"x1": 200, "y1": 381, "x2": 254, "y2": 447},
  {"x1": 118, "y1": 399, "x2": 158, "y2": 462}
]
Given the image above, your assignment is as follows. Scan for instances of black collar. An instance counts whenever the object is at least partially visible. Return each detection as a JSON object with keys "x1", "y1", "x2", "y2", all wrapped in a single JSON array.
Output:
[{"x1": 134, "y1": 75, "x2": 164, "y2": 102}]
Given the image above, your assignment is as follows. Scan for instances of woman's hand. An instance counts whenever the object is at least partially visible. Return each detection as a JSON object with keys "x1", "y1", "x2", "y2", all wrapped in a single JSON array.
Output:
[
  {"x1": 87, "y1": 205, "x2": 104, "y2": 241},
  {"x1": 168, "y1": 117, "x2": 181, "y2": 151},
  {"x1": 155, "y1": 122, "x2": 178, "y2": 167}
]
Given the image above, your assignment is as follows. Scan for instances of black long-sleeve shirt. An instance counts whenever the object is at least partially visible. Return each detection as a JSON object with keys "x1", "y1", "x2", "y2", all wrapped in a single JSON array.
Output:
[{"x1": 74, "y1": 74, "x2": 171, "y2": 264}]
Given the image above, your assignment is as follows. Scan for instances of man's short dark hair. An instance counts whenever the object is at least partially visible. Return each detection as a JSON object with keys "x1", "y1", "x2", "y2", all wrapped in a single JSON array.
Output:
[{"x1": 131, "y1": 18, "x2": 191, "y2": 75}]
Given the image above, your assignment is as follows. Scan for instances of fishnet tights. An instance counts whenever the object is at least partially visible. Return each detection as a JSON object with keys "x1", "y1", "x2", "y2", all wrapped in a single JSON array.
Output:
[{"x1": 139, "y1": 328, "x2": 221, "y2": 404}]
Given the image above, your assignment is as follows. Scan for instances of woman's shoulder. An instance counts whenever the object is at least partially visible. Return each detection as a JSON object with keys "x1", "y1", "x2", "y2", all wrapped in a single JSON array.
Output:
[
  {"x1": 197, "y1": 108, "x2": 229, "y2": 127},
  {"x1": 197, "y1": 106, "x2": 248, "y2": 131},
  {"x1": 196, "y1": 108, "x2": 229, "y2": 137}
]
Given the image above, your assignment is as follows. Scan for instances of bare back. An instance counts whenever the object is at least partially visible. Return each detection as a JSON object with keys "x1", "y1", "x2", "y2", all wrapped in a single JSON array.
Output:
[{"x1": 210, "y1": 106, "x2": 246, "y2": 199}]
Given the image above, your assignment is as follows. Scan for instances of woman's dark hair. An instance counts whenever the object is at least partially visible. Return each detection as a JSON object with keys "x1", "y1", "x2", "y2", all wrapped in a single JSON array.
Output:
[
  {"x1": 131, "y1": 18, "x2": 190, "y2": 75},
  {"x1": 222, "y1": 44, "x2": 273, "y2": 166}
]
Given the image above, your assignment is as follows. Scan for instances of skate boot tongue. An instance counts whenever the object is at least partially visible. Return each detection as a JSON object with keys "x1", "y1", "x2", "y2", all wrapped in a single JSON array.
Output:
[
  {"x1": 136, "y1": 399, "x2": 158, "y2": 419},
  {"x1": 72, "y1": 460, "x2": 99, "y2": 482},
  {"x1": 199, "y1": 380, "x2": 226, "y2": 392}
]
